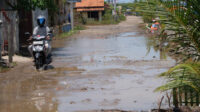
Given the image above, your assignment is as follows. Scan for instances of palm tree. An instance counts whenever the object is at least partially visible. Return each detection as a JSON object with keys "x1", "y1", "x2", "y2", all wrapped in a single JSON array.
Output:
[{"x1": 155, "y1": 62, "x2": 200, "y2": 92}]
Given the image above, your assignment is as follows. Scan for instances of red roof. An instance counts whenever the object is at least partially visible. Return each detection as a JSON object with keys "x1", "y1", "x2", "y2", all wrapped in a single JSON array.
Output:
[
  {"x1": 77, "y1": 8, "x2": 104, "y2": 11},
  {"x1": 75, "y1": 0, "x2": 104, "y2": 8}
]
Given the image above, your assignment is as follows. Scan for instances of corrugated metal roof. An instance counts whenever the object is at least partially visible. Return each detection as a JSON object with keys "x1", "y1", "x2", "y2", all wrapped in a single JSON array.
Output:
[
  {"x1": 77, "y1": 8, "x2": 104, "y2": 11},
  {"x1": 75, "y1": 0, "x2": 104, "y2": 8}
]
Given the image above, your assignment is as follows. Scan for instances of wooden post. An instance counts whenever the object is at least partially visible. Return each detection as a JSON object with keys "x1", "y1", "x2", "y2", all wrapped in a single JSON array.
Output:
[
  {"x1": 8, "y1": 18, "x2": 14, "y2": 64},
  {"x1": 114, "y1": 0, "x2": 117, "y2": 21},
  {"x1": 185, "y1": 87, "x2": 188, "y2": 106},
  {"x1": 190, "y1": 89, "x2": 193, "y2": 106},
  {"x1": 0, "y1": 20, "x2": 2, "y2": 60},
  {"x1": 70, "y1": 2, "x2": 74, "y2": 30},
  {"x1": 173, "y1": 88, "x2": 178, "y2": 108},
  {"x1": 196, "y1": 92, "x2": 199, "y2": 106},
  {"x1": 98, "y1": 11, "x2": 102, "y2": 22},
  {"x1": 179, "y1": 88, "x2": 182, "y2": 106}
]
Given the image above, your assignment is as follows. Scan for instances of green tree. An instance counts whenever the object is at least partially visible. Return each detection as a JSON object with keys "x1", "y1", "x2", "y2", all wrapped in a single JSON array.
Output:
[{"x1": 5, "y1": 0, "x2": 57, "y2": 11}]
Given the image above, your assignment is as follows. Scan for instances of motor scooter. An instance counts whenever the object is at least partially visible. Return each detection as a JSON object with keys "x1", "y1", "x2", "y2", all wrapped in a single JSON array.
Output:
[{"x1": 26, "y1": 32, "x2": 52, "y2": 70}]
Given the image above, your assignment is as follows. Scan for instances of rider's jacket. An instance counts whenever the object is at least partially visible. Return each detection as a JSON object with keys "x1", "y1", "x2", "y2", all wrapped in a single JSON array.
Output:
[{"x1": 33, "y1": 26, "x2": 50, "y2": 36}]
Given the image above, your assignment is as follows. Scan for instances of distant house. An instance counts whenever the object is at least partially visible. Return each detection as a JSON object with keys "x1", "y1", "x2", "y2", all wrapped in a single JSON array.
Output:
[{"x1": 75, "y1": 0, "x2": 105, "y2": 22}]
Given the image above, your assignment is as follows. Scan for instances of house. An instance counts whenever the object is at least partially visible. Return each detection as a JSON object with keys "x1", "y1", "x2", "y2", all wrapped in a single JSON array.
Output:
[{"x1": 75, "y1": 0, "x2": 105, "y2": 22}]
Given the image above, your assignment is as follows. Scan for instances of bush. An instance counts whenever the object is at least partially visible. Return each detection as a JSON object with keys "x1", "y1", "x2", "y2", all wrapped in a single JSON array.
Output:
[
  {"x1": 55, "y1": 25, "x2": 86, "y2": 39},
  {"x1": 81, "y1": 8, "x2": 126, "y2": 25}
]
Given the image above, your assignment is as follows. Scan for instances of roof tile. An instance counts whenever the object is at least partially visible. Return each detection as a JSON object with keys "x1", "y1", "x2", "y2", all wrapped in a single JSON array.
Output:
[
  {"x1": 75, "y1": 0, "x2": 104, "y2": 8},
  {"x1": 77, "y1": 8, "x2": 104, "y2": 11}
]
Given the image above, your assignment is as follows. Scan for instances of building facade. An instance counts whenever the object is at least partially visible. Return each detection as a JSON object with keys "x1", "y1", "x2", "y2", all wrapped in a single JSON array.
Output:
[{"x1": 75, "y1": 0, "x2": 105, "y2": 22}]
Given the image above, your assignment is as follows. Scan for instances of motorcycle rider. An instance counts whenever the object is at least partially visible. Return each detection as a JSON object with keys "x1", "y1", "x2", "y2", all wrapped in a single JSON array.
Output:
[
  {"x1": 151, "y1": 19, "x2": 161, "y2": 33},
  {"x1": 28, "y1": 15, "x2": 52, "y2": 63}
]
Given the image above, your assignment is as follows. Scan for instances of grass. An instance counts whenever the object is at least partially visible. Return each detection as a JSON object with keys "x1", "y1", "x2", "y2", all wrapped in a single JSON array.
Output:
[
  {"x1": 0, "y1": 66, "x2": 10, "y2": 73},
  {"x1": 0, "y1": 62, "x2": 17, "y2": 73},
  {"x1": 55, "y1": 25, "x2": 86, "y2": 39}
]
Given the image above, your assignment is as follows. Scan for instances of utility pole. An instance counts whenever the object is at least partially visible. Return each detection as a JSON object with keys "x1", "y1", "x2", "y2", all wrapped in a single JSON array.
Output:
[
  {"x1": 114, "y1": 0, "x2": 117, "y2": 21},
  {"x1": 8, "y1": 17, "x2": 14, "y2": 64},
  {"x1": 0, "y1": 19, "x2": 2, "y2": 60},
  {"x1": 70, "y1": 2, "x2": 74, "y2": 30}
]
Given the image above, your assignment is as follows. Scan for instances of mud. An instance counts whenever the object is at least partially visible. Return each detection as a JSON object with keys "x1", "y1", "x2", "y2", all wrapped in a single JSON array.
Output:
[{"x1": 0, "y1": 16, "x2": 175, "y2": 112}]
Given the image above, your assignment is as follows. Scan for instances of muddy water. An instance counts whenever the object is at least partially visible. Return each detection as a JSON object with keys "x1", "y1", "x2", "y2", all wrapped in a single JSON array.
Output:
[
  {"x1": 51, "y1": 32, "x2": 175, "y2": 112},
  {"x1": 0, "y1": 32, "x2": 175, "y2": 112}
]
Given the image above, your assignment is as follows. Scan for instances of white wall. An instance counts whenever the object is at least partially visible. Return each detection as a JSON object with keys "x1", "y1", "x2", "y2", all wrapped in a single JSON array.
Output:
[{"x1": 32, "y1": 8, "x2": 48, "y2": 28}]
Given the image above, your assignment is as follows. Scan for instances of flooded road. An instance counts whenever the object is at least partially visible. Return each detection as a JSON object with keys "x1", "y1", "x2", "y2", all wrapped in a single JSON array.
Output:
[{"x1": 0, "y1": 16, "x2": 175, "y2": 112}]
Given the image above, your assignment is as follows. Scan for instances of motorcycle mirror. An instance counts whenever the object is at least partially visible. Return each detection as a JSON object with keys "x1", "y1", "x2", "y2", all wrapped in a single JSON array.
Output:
[
  {"x1": 48, "y1": 30, "x2": 54, "y2": 38},
  {"x1": 49, "y1": 27, "x2": 53, "y2": 33},
  {"x1": 49, "y1": 30, "x2": 53, "y2": 34}
]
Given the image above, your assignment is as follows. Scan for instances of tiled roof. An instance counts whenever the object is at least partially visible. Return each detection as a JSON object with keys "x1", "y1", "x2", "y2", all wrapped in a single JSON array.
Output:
[
  {"x1": 75, "y1": 0, "x2": 104, "y2": 8},
  {"x1": 77, "y1": 8, "x2": 104, "y2": 11}
]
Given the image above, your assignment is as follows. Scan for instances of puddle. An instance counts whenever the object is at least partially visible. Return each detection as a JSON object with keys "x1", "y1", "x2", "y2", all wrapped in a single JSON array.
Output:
[
  {"x1": 0, "y1": 31, "x2": 175, "y2": 112},
  {"x1": 118, "y1": 32, "x2": 137, "y2": 37},
  {"x1": 51, "y1": 32, "x2": 175, "y2": 112}
]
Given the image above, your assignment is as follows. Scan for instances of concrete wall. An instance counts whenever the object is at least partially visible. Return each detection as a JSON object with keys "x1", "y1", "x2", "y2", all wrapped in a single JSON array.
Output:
[
  {"x1": 27, "y1": 1, "x2": 72, "y2": 39},
  {"x1": 32, "y1": 8, "x2": 48, "y2": 28},
  {"x1": 53, "y1": 2, "x2": 70, "y2": 26},
  {"x1": 50, "y1": 2, "x2": 72, "y2": 36},
  {"x1": 0, "y1": 11, "x2": 19, "y2": 53},
  {"x1": 0, "y1": 0, "x2": 19, "y2": 54}
]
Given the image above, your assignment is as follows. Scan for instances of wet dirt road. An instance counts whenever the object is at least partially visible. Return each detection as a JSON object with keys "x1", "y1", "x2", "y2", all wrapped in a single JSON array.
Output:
[{"x1": 0, "y1": 16, "x2": 175, "y2": 112}]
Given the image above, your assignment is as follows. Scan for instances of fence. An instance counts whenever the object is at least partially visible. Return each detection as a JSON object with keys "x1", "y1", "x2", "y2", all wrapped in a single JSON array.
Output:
[{"x1": 173, "y1": 87, "x2": 200, "y2": 107}]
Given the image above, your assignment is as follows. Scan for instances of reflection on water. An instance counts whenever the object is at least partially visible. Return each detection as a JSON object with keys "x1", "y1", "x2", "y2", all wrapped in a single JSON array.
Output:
[
  {"x1": 54, "y1": 32, "x2": 170, "y2": 60},
  {"x1": 0, "y1": 74, "x2": 58, "y2": 112},
  {"x1": 52, "y1": 32, "x2": 175, "y2": 112}
]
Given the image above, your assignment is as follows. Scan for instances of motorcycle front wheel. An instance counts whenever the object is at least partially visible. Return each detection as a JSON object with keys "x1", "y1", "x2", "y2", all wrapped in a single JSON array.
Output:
[{"x1": 35, "y1": 57, "x2": 43, "y2": 70}]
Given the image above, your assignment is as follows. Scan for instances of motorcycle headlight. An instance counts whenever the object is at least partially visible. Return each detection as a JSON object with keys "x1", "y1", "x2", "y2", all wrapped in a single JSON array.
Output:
[{"x1": 33, "y1": 46, "x2": 43, "y2": 52}]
